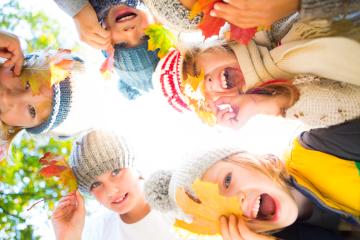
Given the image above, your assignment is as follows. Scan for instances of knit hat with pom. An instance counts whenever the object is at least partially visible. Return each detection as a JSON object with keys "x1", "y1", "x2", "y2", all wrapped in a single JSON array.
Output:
[
  {"x1": 144, "y1": 147, "x2": 240, "y2": 213},
  {"x1": 69, "y1": 129, "x2": 135, "y2": 194}
]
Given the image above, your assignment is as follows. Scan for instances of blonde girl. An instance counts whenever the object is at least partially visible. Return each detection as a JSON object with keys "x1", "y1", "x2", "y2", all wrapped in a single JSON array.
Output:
[{"x1": 145, "y1": 118, "x2": 360, "y2": 240}]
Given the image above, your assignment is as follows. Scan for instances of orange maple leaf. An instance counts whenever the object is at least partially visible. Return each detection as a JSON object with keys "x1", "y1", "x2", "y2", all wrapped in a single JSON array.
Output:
[
  {"x1": 175, "y1": 179, "x2": 243, "y2": 235},
  {"x1": 39, "y1": 152, "x2": 77, "y2": 192},
  {"x1": 190, "y1": 0, "x2": 258, "y2": 44}
]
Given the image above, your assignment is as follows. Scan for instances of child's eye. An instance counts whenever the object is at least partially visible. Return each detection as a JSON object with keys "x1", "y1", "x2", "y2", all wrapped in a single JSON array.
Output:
[
  {"x1": 90, "y1": 181, "x2": 101, "y2": 191},
  {"x1": 223, "y1": 172, "x2": 232, "y2": 189},
  {"x1": 25, "y1": 81, "x2": 31, "y2": 90},
  {"x1": 111, "y1": 169, "x2": 121, "y2": 176},
  {"x1": 27, "y1": 105, "x2": 36, "y2": 119}
]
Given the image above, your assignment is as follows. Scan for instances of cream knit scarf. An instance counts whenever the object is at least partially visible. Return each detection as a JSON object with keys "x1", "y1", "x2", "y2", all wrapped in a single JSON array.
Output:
[{"x1": 230, "y1": 36, "x2": 360, "y2": 91}]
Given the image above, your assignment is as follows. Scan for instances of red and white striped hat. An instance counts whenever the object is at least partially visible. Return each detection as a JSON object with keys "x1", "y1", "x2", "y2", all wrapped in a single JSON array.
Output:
[{"x1": 152, "y1": 49, "x2": 190, "y2": 112}]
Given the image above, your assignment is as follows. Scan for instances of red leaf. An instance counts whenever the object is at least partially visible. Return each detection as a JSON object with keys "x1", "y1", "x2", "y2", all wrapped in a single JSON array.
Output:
[
  {"x1": 100, "y1": 46, "x2": 115, "y2": 79},
  {"x1": 198, "y1": 13, "x2": 226, "y2": 39},
  {"x1": 39, "y1": 165, "x2": 67, "y2": 177},
  {"x1": 229, "y1": 24, "x2": 257, "y2": 45},
  {"x1": 195, "y1": 0, "x2": 225, "y2": 39}
]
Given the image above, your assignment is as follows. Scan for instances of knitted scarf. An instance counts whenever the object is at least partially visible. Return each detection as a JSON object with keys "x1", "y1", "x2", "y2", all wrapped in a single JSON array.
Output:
[{"x1": 230, "y1": 36, "x2": 360, "y2": 91}]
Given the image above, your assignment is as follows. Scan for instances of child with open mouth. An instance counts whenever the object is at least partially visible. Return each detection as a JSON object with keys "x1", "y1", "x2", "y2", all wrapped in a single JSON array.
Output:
[
  {"x1": 145, "y1": 118, "x2": 360, "y2": 240},
  {"x1": 55, "y1": 0, "x2": 160, "y2": 100},
  {"x1": 154, "y1": 36, "x2": 360, "y2": 128},
  {"x1": 51, "y1": 130, "x2": 180, "y2": 240}
]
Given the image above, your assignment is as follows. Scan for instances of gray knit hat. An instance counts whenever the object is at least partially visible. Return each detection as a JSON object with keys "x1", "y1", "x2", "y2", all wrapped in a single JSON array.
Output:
[
  {"x1": 69, "y1": 130, "x2": 135, "y2": 194},
  {"x1": 144, "y1": 147, "x2": 240, "y2": 213}
]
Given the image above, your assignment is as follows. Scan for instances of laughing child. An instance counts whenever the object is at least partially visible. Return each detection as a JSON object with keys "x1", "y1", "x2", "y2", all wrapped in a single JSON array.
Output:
[
  {"x1": 55, "y1": 0, "x2": 160, "y2": 100},
  {"x1": 153, "y1": 36, "x2": 360, "y2": 128},
  {"x1": 51, "y1": 129, "x2": 179, "y2": 240},
  {"x1": 145, "y1": 118, "x2": 360, "y2": 240}
]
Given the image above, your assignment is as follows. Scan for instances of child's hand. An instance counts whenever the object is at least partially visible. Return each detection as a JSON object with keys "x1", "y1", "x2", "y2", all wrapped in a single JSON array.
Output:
[
  {"x1": 210, "y1": 0, "x2": 299, "y2": 28},
  {"x1": 73, "y1": 3, "x2": 111, "y2": 50},
  {"x1": 0, "y1": 30, "x2": 24, "y2": 76},
  {"x1": 211, "y1": 94, "x2": 258, "y2": 129},
  {"x1": 51, "y1": 191, "x2": 85, "y2": 240},
  {"x1": 220, "y1": 215, "x2": 275, "y2": 240}
]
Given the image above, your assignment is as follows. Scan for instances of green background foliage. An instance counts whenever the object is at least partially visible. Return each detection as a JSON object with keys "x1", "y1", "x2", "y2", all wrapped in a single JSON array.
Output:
[
  {"x1": 0, "y1": 134, "x2": 73, "y2": 239},
  {"x1": 0, "y1": 0, "x2": 74, "y2": 239},
  {"x1": 0, "y1": 0, "x2": 61, "y2": 52}
]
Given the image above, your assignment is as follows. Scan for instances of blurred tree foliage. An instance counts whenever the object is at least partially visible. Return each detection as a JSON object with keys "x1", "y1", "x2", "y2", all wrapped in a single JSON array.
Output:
[
  {"x1": 0, "y1": 0, "x2": 61, "y2": 52},
  {"x1": 0, "y1": 0, "x2": 75, "y2": 239},
  {"x1": 0, "y1": 134, "x2": 74, "y2": 239}
]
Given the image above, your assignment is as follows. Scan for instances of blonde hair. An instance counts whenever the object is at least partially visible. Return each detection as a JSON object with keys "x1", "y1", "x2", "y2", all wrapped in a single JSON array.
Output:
[
  {"x1": 223, "y1": 152, "x2": 291, "y2": 190},
  {"x1": 182, "y1": 43, "x2": 234, "y2": 80}
]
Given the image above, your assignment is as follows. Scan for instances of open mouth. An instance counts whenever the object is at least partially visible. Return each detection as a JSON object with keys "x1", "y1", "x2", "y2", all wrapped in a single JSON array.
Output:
[
  {"x1": 251, "y1": 193, "x2": 276, "y2": 221},
  {"x1": 111, "y1": 192, "x2": 129, "y2": 205},
  {"x1": 220, "y1": 67, "x2": 244, "y2": 91},
  {"x1": 115, "y1": 12, "x2": 137, "y2": 23}
]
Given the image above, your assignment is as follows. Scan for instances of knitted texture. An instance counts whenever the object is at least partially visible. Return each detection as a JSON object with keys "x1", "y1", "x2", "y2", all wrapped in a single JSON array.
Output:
[
  {"x1": 300, "y1": 0, "x2": 360, "y2": 21},
  {"x1": 152, "y1": 49, "x2": 190, "y2": 112},
  {"x1": 69, "y1": 130, "x2": 135, "y2": 194},
  {"x1": 143, "y1": 0, "x2": 201, "y2": 32},
  {"x1": 25, "y1": 53, "x2": 86, "y2": 135},
  {"x1": 144, "y1": 147, "x2": 239, "y2": 213},
  {"x1": 113, "y1": 39, "x2": 159, "y2": 99},
  {"x1": 89, "y1": 0, "x2": 140, "y2": 22},
  {"x1": 286, "y1": 75, "x2": 360, "y2": 128}
]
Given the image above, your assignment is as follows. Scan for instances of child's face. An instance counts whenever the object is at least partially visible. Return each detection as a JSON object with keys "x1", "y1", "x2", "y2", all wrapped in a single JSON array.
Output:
[
  {"x1": 90, "y1": 168, "x2": 143, "y2": 214},
  {"x1": 0, "y1": 66, "x2": 52, "y2": 128},
  {"x1": 202, "y1": 160, "x2": 298, "y2": 232},
  {"x1": 104, "y1": 5, "x2": 152, "y2": 48},
  {"x1": 196, "y1": 51, "x2": 244, "y2": 101}
]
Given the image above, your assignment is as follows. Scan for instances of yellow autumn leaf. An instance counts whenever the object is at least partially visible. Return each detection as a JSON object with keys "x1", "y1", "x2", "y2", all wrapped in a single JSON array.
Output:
[
  {"x1": 175, "y1": 179, "x2": 243, "y2": 235},
  {"x1": 183, "y1": 70, "x2": 205, "y2": 92},
  {"x1": 20, "y1": 68, "x2": 51, "y2": 95},
  {"x1": 145, "y1": 24, "x2": 176, "y2": 59}
]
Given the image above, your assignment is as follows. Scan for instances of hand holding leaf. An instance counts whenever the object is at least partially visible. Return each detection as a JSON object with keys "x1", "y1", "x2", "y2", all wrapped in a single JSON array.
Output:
[
  {"x1": 189, "y1": 0, "x2": 258, "y2": 44},
  {"x1": 52, "y1": 191, "x2": 85, "y2": 240},
  {"x1": 175, "y1": 179, "x2": 243, "y2": 235}
]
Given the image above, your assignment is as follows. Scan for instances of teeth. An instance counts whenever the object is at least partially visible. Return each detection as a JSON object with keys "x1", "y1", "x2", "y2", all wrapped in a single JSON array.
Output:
[
  {"x1": 113, "y1": 193, "x2": 126, "y2": 203},
  {"x1": 221, "y1": 71, "x2": 227, "y2": 89},
  {"x1": 251, "y1": 196, "x2": 261, "y2": 219}
]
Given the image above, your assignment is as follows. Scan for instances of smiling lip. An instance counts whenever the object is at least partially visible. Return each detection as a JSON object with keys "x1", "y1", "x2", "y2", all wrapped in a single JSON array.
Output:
[
  {"x1": 113, "y1": 7, "x2": 137, "y2": 24},
  {"x1": 111, "y1": 192, "x2": 129, "y2": 205}
]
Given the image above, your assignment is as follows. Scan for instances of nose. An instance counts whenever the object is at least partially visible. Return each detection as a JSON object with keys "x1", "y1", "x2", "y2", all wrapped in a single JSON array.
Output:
[
  {"x1": 105, "y1": 181, "x2": 120, "y2": 198},
  {"x1": 238, "y1": 191, "x2": 246, "y2": 205},
  {"x1": 124, "y1": 29, "x2": 143, "y2": 47}
]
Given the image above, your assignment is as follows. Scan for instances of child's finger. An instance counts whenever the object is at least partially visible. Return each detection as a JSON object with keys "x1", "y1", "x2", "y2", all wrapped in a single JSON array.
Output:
[
  {"x1": 75, "y1": 190, "x2": 85, "y2": 211},
  {"x1": 0, "y1": 51, "x2": 13, "y2": 59},
  {"x1": 228, "y1": 215, "x2": 244, "y2": 240},
  {"x1": 220, "y1": 216, "x2": 232, "y2": 240},
  {"x1": 214, "y1": 96, "x2": 233, "y2": 106}
]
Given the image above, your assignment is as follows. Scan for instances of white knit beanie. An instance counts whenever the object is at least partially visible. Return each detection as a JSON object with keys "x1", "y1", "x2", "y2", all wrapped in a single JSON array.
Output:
[
  {"x1": 69, "y1": 130, "x2": 135, "y2": 194},
  {"x1": 144, "y1": 147, "x2": 240, "y2": 213}
]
